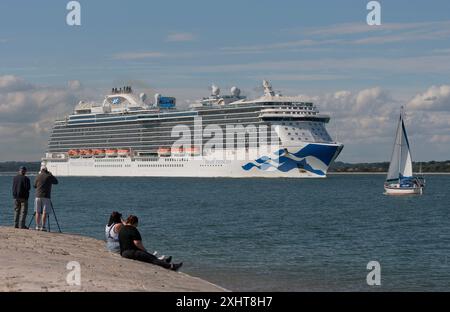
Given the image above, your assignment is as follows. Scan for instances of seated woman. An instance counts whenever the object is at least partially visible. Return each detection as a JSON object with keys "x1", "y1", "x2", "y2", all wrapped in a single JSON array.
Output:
[
  {"x1": 118, "y1": 215, "x2": 182, "y2": 271},
  {"x1": 105, "y1": 211, "x2": 124, "y2": 253}
]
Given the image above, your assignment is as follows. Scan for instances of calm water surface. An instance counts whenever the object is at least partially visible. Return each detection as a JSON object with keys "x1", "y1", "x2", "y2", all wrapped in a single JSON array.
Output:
[{"x1": 1, "y1": 174, "x2": 449, "y2": 291}]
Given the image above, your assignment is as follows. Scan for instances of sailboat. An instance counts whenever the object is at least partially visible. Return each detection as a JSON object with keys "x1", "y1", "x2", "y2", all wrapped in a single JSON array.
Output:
[{"x1": 384, "y1": 107, "x2": 425, "y2": 195}]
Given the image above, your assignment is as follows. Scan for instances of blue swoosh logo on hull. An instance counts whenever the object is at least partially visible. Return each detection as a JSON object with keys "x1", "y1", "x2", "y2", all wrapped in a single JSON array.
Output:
[{"x1": 242, "y1": 144, "x2": 338, "y2": 175}]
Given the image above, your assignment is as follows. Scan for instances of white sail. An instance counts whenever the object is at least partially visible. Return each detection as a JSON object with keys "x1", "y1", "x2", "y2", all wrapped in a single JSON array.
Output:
[{"x1": 386, "y1": 109, "x2": 413, "y2": 182}]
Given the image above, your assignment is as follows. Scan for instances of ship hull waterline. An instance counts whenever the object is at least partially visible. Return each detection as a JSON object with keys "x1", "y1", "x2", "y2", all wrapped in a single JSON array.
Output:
[{"x1": 43, "y1": 143, "x2": 343, "y2": 178}]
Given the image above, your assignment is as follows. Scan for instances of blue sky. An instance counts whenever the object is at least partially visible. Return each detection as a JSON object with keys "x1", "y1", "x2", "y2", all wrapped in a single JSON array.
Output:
[{"x1": 1, "y1": 0, "x2": 450, "y2": 162}]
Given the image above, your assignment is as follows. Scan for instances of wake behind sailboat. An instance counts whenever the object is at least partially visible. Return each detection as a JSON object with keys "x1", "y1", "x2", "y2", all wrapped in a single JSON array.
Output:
[{"x1": 384, "y1": 107, "x2": 425, "y2": 195}]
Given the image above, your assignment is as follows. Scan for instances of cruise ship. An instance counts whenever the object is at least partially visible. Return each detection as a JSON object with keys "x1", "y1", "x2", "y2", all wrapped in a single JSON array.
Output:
[{"x1": 43, "y1": 81, "x2": 343, "y2": 177}]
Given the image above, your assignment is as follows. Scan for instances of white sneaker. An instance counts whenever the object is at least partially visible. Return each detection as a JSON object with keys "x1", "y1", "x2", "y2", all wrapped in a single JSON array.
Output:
[{"x1": 35, "y1": 226, "x2": 41, "y2": 231}]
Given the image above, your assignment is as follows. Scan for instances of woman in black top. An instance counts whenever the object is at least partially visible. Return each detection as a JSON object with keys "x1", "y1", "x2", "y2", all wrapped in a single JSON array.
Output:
[{"x1": 118, "y1": 215, "x2": 183, "y2": 271}]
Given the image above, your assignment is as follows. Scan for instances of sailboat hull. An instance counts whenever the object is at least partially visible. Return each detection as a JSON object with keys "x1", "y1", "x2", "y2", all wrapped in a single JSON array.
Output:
[
  {"x1": 384, "y1": 107, "x2": 425, "y2": 196},
  {"x1": 384, "y1": 184, "x2": 423, "y2": 195}
]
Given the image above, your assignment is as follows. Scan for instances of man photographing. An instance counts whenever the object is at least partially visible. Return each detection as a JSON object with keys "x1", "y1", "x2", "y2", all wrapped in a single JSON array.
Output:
[
  {"x1": 34, "y1": 165, "x2": 58, "y2": 231},
  {"x1": 12, "y1": 166, "x2": 31, "y2": 229}
]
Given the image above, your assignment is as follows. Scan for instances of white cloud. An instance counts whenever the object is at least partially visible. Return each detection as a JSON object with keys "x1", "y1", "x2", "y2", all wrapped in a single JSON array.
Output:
[
  {"x1": 405, "y1": 85, "x2": 450, "y2": 157},
  {"x1": 0, "y1": 75, "x2": 100, "y2": 161},
  {"x1": 0, "y1": 75, "x2": 33, "y2": 92},
  {"x1": 407, "y1": 85, "x2": 450, "y2": 111},
  {"x1": 0, "y1": 88, "x2": 75, "y2": 123},
  {"x1": 166, "y1": 32, "x2": 196, "y2": 42},
  {"x1": 292, "y1": 85, "x2": 450, "y2": 161},
  {"x1": 296, "y1": 87, "x2": 397, "y2": 145},
  {"x1": 68, "y1": 80, "x2": 82, "y2": 90},
  {"x1": 430, "y1": 135, "x2": 450, "y2": 143}
]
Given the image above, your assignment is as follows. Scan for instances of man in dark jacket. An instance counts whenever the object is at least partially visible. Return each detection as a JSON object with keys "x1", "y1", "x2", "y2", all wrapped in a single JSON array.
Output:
[
  {"x1": 33, "y1": 165, "x2": 58, "y2": 231},
  {"x1": 12, "y1": 166, "x2": 31, "y2": 229}
]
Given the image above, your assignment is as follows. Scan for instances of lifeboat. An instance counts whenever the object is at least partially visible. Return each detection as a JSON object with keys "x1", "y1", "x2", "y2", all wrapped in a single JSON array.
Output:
[
  {"x1": 79, "y1": 149, "x2": 93, "y2": 158},
  {"x1": 170, "y1": 146, "x2": 184, "y2": 156},
  {"x1": 68, "y1": 149, "x2": 80, "y2": 158},
  {"x1": 117, "y1": 148, "x2": 130, "y2": 157},
  {"x1": 157, "y1": 147, "x2": 171, "y2": 157},
  {"x1": 185, "y1": 146, "x2": 200, "y2": 156},
  {"x1": 105, "y1": 149, "x2": 118, "y2": 157},
  {"x1": 92, "y1": 149, "x2": 106, "y2": 158}
]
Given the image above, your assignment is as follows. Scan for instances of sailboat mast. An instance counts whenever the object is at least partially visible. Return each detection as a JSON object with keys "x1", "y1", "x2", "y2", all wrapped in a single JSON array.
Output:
[{"x1": 398, "y1": 106, "x2": 403, "y2": 183}]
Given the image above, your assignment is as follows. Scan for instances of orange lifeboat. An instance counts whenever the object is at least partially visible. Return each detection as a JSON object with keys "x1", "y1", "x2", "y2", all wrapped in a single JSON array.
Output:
[
  {"x1": 68, "y1": 149, "x2": 80, "y2": 158},
  {"x1": 157, "y1": 147, "x2": 171, "y2": 157},
  {"x1": 185, "y1": 146, "x2": 200, "y2": 156},
  {"x1": 117, "y1": 148, "x2": 130, "y2": 157},
  {"x1": 105, "y1": 149, "x2": 118, "y2": 157},
  {"x1": 79, "y1": 149, "x2": 93, "y2": 158},
  {"x1": 170, "y1": 146, "x2": 184, "y2": 156},
  {"x1": 92, "y1": 149, "x2": 106, "y2": 158}
]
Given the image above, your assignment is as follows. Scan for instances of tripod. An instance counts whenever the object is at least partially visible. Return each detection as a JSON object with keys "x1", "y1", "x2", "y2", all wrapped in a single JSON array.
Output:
[{"x1": 28, "y1": 200, "x2": 62, "y2": 233}]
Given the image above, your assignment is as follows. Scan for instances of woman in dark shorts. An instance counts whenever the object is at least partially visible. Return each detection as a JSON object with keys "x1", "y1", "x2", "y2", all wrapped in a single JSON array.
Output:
[{"x1": 118, "y1": 215, "x2": 183, "y2": 271}]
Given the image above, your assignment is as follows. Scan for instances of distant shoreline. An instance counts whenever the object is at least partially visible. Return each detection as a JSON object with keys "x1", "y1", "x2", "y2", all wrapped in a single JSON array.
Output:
[
  {"x1": 328, "y1": 172, "x2": 450, "y2": 175},
  {"x1": 1, "y1": 160, "x2": 449, "y2": 174}
]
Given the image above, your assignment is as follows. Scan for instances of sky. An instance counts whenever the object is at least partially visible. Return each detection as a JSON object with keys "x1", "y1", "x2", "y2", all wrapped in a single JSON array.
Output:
[{"x1": 1, "y1": 0, "x2": 450, "y2": 162}]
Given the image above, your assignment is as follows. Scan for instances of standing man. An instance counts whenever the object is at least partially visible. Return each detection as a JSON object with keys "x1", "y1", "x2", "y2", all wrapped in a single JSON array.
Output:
[
  {"x1": 12, "y1": 166, "x2": 31, "y2": 229},
  {"x1": 34, "y1": 165, "x2": 58, "y2": 231}
]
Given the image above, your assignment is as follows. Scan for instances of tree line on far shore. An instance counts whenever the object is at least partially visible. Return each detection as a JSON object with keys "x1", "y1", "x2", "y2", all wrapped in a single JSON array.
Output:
[
  {"x1": 0, "y1": 160, "x2": 449, "y2": 173},
  {"x1": 329, "y1": 161, "x2": 450, "y2": 173},
  {"x1": 0, "y1": 162, "x2": 41, "y2": 173}
]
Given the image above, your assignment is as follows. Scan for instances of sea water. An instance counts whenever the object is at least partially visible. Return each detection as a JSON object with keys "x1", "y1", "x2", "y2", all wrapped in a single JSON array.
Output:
[{"x1": 1, "y1": 174, "x2": 449, "y2": 291}]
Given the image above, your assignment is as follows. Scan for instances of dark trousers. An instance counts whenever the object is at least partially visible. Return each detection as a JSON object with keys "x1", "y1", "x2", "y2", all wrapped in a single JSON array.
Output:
[
  {"x1": 14, "y1": 198, "x2": 28, "y2": 228},
  {"x1": 121, "y1": 249, "x2": 171, "y2": 269}
]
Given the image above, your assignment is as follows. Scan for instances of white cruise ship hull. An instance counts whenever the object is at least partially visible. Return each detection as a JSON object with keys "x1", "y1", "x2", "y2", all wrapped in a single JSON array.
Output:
[{"x1": 44, "y1": 143, "x2": 343, "y2": 178}]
